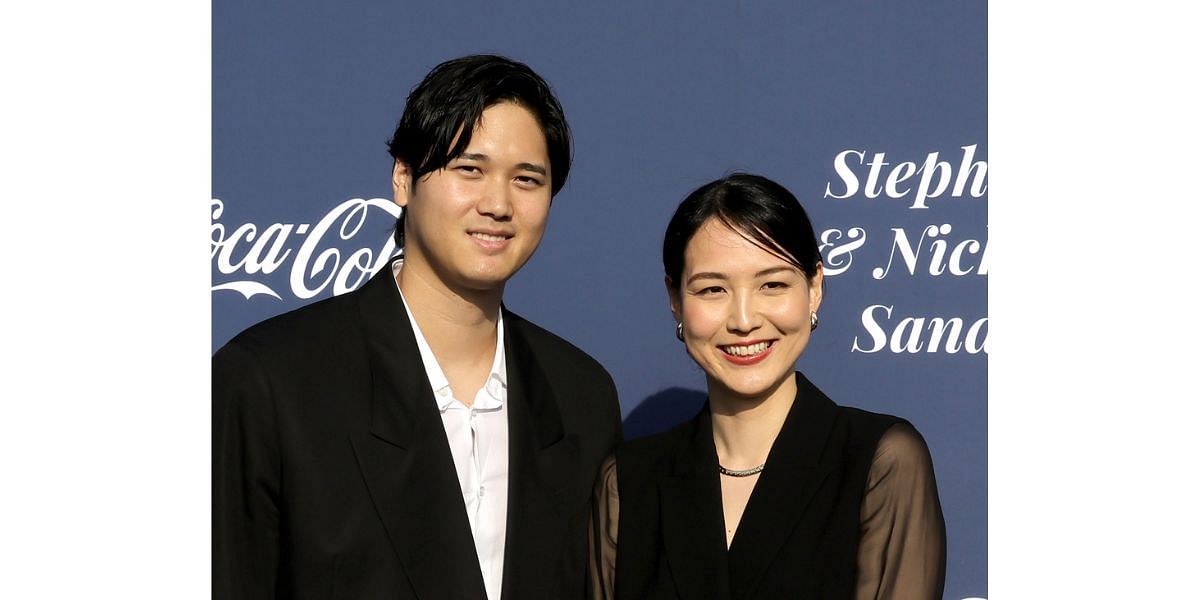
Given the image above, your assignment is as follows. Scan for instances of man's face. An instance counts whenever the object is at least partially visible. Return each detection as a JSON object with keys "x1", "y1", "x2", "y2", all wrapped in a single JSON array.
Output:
[{"x1": 393, "y1": 101, "x2": 552, "y2": 295}]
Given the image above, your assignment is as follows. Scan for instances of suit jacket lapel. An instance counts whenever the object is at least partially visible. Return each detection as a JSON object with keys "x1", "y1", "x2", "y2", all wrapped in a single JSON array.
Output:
[
  {"x1": 659, "y1": 409, "x2": 733, "y2": 600},
  {"x1": 499, "y1": 310, "x2": 579, "y2": 600},
  {"x1": 725, "y1": 373, "x2": 839, "y2": 600},
  {"x1": 348, "y1": 265, "x2": 487, "y2": 600}
]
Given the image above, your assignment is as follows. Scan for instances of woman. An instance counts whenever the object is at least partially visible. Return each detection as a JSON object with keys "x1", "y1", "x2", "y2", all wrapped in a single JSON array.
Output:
[{"x1": 588, "y1": 174, "x2": 946, "y2": 599}]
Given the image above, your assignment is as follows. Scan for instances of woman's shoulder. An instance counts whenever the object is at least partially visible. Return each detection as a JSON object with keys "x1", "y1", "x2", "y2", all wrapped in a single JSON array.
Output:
[
  {"x1": 866, "y1": 421, "x2": 936, "y2": 479},
  {"x1": 796, "y1": 372, "x2": 912, "y2": 440},
  {"x1": 611, "y1": 413, "x2": 704, "y2": 482},
  {"x1": 830, "y1": 404, "x2": 936, "y2": 483},
  {"x1": 615, "y1": 419, "x2": 691, "y2": 461},
  {"x1": 834, "y1": 404, "x2": 912, "y2": 439},
  {"x1": 812, "y1": 383, "x2": 929, "y2": 466}
]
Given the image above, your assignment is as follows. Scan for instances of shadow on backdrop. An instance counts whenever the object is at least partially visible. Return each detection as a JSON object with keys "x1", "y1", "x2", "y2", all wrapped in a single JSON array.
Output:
[{"x1": 622, "y1": 387, "x2": 708, "y2": 440}]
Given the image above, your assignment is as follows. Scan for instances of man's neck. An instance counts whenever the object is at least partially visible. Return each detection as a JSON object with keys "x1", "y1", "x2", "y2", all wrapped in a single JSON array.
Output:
[
  {"x1": 396, "y1": 258, "x2": 504, "y2": 404},
  {"x1": 398, "y1": 256, "x2": 502, "y2": 334}
]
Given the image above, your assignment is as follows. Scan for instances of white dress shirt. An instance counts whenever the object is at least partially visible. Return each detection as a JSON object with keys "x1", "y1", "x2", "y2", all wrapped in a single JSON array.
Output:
[{"x1": 394, "y1": 263, "x2": 509, "y2": 600}]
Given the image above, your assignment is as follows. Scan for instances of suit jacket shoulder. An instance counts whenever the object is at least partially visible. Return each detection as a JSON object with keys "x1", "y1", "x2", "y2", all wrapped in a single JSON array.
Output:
[
  {"x1": 612, "y1": 411, "x2": 698, "y2": 487},
  {"x1": 504, "y1": 310, "x2": 615, "y2": 388},
  {"x1": 215, "y1": 287, "x2": 362, "y2": 367},
  {"x1": 503, "y1": 309, "x2": 622, "y2": 443}
]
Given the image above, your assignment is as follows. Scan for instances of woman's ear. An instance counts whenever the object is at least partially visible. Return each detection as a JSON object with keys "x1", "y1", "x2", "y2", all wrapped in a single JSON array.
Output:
[
  {"x1": 809, "y1": 262, "x2": 824, "y2": 314},
  {"x1": 665, "y1": 276, "x2": 682, "y2": 323}
]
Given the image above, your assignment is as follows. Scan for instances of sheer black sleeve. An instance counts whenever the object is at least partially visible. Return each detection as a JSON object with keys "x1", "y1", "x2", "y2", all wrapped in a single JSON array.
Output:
[
  {"x1": 587, "y1": 454, "x2": 619, "y2": 600},
  {"x1": 855, "y1": 423, "x2": 947, "y2": 600}
]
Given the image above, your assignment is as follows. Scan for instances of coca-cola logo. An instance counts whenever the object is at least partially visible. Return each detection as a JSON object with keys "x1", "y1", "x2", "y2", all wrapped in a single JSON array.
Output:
[{"x1": 210, "y1": 197, "x2": 401, "y2": 300}]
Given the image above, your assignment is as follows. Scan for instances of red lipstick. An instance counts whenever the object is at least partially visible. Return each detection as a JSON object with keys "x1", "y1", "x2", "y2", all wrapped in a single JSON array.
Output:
[{"x1": 718, "y1": 341, "x2": 775, "y2": 366}]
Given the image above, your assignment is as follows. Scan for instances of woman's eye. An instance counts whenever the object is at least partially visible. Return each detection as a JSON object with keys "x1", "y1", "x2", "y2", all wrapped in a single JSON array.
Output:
[
  {"x1": 763, "y1": 281, "x2": 790, "y2": 290},
  {"x1": 697, "y1": 286, "x2": 725, "y2": 295},
  {"x1": 456, "y1": 165, "x2": 482, "y2": 175}
]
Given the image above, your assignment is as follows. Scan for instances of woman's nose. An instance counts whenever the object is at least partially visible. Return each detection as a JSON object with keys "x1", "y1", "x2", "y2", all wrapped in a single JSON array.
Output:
[{"x1": 727, "y1": 292, "x2": 762, "y2": 333}]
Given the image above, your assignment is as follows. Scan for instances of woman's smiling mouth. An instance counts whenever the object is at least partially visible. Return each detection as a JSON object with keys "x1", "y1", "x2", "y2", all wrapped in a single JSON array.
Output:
[{"x1": 718, "y1": 340, "x2": 776, "y2": 365}]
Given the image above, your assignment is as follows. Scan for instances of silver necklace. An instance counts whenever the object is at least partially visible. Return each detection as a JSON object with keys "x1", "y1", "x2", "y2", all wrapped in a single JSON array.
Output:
[{"x1": 718, "y1": 463, "x2": 765, "y2": 477}]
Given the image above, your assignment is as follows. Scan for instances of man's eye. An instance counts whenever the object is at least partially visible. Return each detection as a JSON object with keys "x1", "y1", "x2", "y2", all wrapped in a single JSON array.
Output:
[
  {"x1": 456, "y1": 165, "x2": 482, "y2": 175},
  {"x1": 515, "y1": 175, "x2": 544, "y2": 186}
]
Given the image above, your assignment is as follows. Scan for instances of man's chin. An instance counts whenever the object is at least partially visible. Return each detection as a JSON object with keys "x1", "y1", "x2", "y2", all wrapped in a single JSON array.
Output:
[{"x1": 455, "y1": 269, "x2": 517, "y2": 295}]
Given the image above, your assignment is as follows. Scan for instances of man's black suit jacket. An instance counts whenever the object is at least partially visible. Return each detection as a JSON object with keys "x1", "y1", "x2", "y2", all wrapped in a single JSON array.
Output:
[{"x1": 213, "y1": 262, "x2": 623, "y2": 599}]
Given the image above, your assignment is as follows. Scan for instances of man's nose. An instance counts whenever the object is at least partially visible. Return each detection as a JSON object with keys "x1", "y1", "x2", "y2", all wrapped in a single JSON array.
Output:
[{"x1": 477, "y1": 176, "x2": 514, "y2": 220}]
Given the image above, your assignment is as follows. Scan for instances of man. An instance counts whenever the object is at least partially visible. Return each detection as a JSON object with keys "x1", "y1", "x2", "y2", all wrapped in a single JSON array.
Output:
[{"x1": 213, "y1": 55, "x2": 623, "y2": 599}]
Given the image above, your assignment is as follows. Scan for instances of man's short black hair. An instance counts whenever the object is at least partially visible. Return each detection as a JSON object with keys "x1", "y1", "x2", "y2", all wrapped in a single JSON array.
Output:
[{"x1": 387, "y1": 54, "x2": 572, "y2": 248}]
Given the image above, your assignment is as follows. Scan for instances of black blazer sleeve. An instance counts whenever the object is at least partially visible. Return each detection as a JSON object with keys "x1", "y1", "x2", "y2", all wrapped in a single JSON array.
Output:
[{"x1": 213, "y1": 340, "x2": 282, "y2": 598}]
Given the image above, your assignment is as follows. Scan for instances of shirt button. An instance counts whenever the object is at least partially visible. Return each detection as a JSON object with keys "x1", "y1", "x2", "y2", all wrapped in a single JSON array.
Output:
[{"x1": 478, "y1": 486, "x2": 485, "y2": 497}]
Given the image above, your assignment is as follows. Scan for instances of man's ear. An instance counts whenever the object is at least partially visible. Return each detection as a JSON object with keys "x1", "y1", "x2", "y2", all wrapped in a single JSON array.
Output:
[{"x1": 392, "y1": 160, "x2": 412, "y2": 208}]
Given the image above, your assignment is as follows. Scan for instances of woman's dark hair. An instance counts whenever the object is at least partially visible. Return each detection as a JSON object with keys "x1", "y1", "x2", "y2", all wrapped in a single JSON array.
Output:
[
  {"x1": 663, "y1": 173, "x2": 821, "y2": 287},
  {"x1": 387, "y1": 54, "x2": 572, "y2": 247}
]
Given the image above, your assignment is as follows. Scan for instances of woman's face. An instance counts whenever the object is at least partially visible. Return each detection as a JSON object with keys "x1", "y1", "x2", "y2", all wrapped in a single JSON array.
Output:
[{"x1": 669, "y1": 219, "x2": 823, "y2": 401}]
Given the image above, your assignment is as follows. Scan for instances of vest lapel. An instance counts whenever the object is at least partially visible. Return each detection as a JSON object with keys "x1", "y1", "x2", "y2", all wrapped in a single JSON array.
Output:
[
  {"x1": 659, "y1": 409, "x2": 733, "y2": 600},
  {"x1": 724, "y1": 373, "x2": 839, "y2": 600},
  {"x1": 349, "y1": 267, "x2": 487, "y2": 599}
]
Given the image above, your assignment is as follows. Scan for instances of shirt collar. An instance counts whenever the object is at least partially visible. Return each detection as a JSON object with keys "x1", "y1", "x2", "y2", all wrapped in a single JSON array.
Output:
[{"x1": 392, "y1": 260, "x2": 507, "y2": 412}]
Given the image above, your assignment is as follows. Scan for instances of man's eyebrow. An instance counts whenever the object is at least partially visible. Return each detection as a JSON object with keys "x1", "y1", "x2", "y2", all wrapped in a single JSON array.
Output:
[
  {"x1": 515, "y1": 162, "x2": 547, "y2": 176},
  {"x1": 686, "y1": 272, "x2": 726, "y2": 285},
  {"x1": 457, "y1": 153, "x2": 547, "y2": 176}
]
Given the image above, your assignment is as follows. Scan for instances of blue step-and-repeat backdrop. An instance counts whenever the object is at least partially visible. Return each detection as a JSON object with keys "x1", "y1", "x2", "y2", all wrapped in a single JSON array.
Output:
[{"x1": 213, "y1": 1, "x2": 986, "y2": 598}]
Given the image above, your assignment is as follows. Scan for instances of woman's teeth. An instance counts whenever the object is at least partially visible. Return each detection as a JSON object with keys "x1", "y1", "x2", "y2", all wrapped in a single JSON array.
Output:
[{"x1": 722, "y1": 342, "x2": 770, "y2": 357}]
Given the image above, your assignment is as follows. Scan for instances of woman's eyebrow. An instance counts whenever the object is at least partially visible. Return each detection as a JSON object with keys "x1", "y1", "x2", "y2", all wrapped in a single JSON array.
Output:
[
  {"x1": 686, "y1": 266, "x2": 798, "y2": 285},
  {"x1": 755, "y1": 266, "x2": 797, "y2": 278}
]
